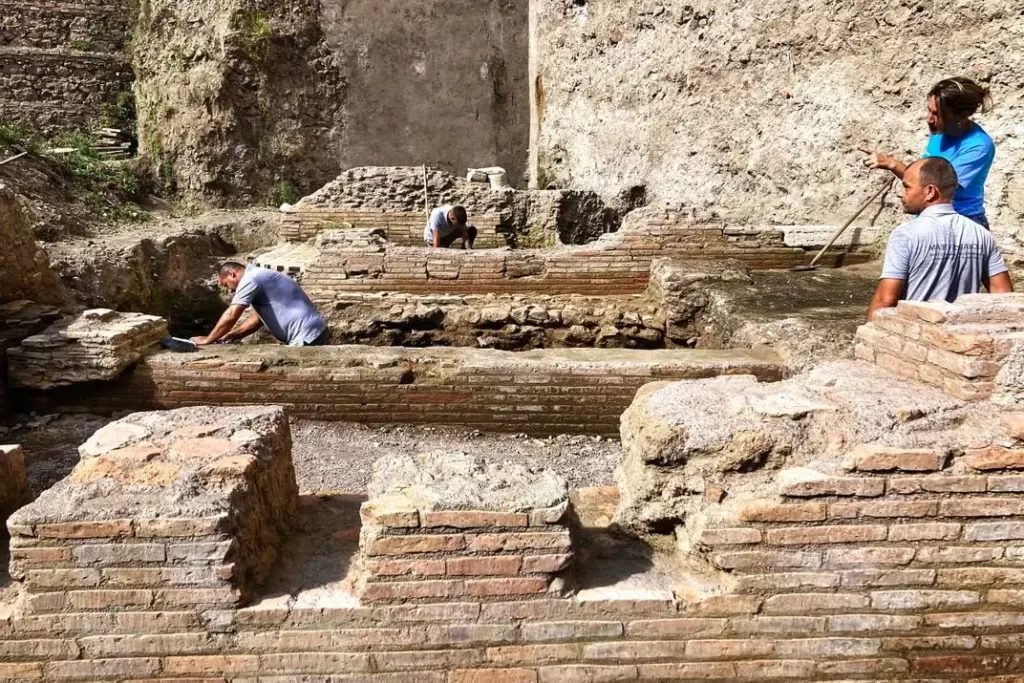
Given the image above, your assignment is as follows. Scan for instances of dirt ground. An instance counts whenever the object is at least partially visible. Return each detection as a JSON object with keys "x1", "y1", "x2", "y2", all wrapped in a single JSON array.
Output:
[{"x1": 8, "y1": 414, "x2": 621, "y2": 497}]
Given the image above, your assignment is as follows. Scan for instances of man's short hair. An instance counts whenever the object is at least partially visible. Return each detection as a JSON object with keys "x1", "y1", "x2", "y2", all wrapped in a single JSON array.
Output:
[
  {"x1": 449, "y1": 205, "x2": 468, "y2": 225},
  {"x1": 915, "y1": 157, "x2": 959, "y2": 199},
  {"x1": 219, "y1": 261, "x2": 246, "y2": 277}
]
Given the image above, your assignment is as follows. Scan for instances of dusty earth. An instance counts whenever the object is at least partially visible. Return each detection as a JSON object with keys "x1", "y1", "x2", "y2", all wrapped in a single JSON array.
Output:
[{"x1": 6, "y1": 414, "x2": 620, "y2": 498}]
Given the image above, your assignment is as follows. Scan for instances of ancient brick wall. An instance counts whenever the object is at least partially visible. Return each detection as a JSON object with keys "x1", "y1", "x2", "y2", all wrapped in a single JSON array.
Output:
[
  {"x1": 299, "y1": 207, "x2": 870, "y2": 297},
  {"x1": 13, "y1": 345, "x2": 785, "y2": 437},
  {"x1": 856, "y1": 296, "x2": 1023, "y2": 402},
  {"x1": 0, "y1": 0, "x2": 132, "y2": 127},
  {"x1": 281, "y1": 209, "x2": 507, "y2": 249}
]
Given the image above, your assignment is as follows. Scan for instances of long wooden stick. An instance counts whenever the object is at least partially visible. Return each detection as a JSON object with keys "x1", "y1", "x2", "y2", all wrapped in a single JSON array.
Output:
[
  {"x1": 805, "y1": 179, "x2": 892, "y2": 269},
  {"x1": 0, "y1": 151, "x2": 28, "y2": 167}
]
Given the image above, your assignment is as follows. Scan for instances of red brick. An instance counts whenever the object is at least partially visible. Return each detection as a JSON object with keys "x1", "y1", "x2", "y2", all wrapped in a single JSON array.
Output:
[
  {"x1": 624, "y1": 618, "x2": 725, "y2": 638},
  {"x1": 888, "y1": 522, "x2": 960, "y2": 541},
  {"x1": 0, "y1": 663, "x2": 43, "y2": 679},
  {"x1": 466, "y1": 577, "x2": 548, "y2": 597},
  {"x1": 737, "y1": 572, "x2": 840, "y2": 591},
  {"x1": 818, "y1": 657, "x2": 909, "y2": 676},
  {"x1": 359, "y1": 500, "x2": 419, "y2": 528},
  {"x1": 685, "y1": 638, "x2": 774, "y2": 659},
  {"x1": 881, "y1": 635, "x2": 976, "y2": 651},
  {"x1": 366, "y1": 558, "x2": 446, "y2": 577},
  {"x1": 924, "y1": 612, "x2": 1024, "y2": 629},
  {"x1": 447, "y1": 556, "x2": 523, "y2": 577},
  {"x1": 72, "y1": 543, "x2": 166, "y2": 565},
  {"x1": 538, "y1": 665, "x2": 636, "y2": 682},
  {"x1": 11, "y1": 546, "x2": 72, "y2": 564},
  {"x1": 870, "y1": 589, "x2": 980, "y2": 610},
  {"x1": 920, "y1": 324, "x2": 998, "y2": 355},
  {"x1": 450, "y1": 669, "x2": 537, "y2": 683},
  {"x1": 915, "y1": 546, "x2": 1003, "y2": 564},
  {"x1": 697, "y1": 527, "x2": 761, "y2": 545},
  {"x1": 775, "y1": 636, "x2": 881, "y2": 657},
  {"x1": 927, "y1": 347, "x2": 1002, "y2": 378},
  {"x1": 583, "y1": 640, "x2": 686, "y2": 661},
  {"x1": 912, "y1": 654, "x2": 1013, "y2": 675},
  {"x1": 45, "y1": 658, "x2": 161, "y2": 680},
  {"x1": 522, "y1": 554, "x2": 572, "y2": 573},
  {"x1": 36, "y1": 520, "x2": 133, "y2": 539},
  {"x1": 965, "y1": 522, "x2": 1024, "y2": 541},
  {"x1": 888, "y1": 475, "x2": 986, "y2": 494},
  {"x1": 839, "y1": 568, "x2": 935, "y2": 588},
  {"x1": 422, "y1": 510, "x2": 529, "y2": 529},
  {"x1": 636, "y1": 663, "x2": 735, "y2": 679},
  {"x1": 79, "y1": 633, "x2": 219, "y2": 657},
  {"x1": 488, "y1": 644, "x2": 580, "y2": 665},
  {"x1": 714, "y1": 550, "x2": 820, "y2": 571},
  {"x1": 965, "y1": 447, "x2": 1024, "y2": 471},
  {"x1": 988, "y1": 589, "x2": 1024, "y2": 606},
  {"x1": 766, "y1": 524, "x2": 887, "y2": 545},
  {"x1": 846, "y1": 445, "x2": 944, "y2": 472},
  {"x1": 374, "y1": 602, "x2": 481, "y2": 623},
  {"x1": 480, "y1": 601, "x2": 572, "y2": 622},
  {"x1": 780, "y1": 476, "x2": 885, "y2": 498},
  {"x1": 988, "y1": 475, "x2": 1024, "y2": 492},
  {"x1": 155, "y1": 588, "x2": 240, "y2": 606},
  {"x1": 0, "y1": 638, "x2": 79, "y2": 660},
  {"x1": 372, "y1": 648, "x2": 484, "y2": 671},
  {"x1": 467, "y1": 532, "x2": 571, "y2": 553},
  {"x1": 529, "y1": 501, "x2": 569, "y2": 526},
  {"x1": 366, "y1": 534, "x2": 466, "y2": 556},
  {"x1": 763, "y1": 593, "x2": 868, "y2": 614},
  {"x1": 524, "y1": 621, "x2": 623, "y2": 641},
  {"x1": 828, "y1": 500, "x2": 937, "y2": 519},
  {"x1": 68, "y1": 589, "x2": 155, "y2": 610},
  {"x1": 361, "y1": 579, "x2": 466, "y2": 601},
  {"x1": 682, "y1": 594, "x2": 762, "y2": 617},
  {"x1": 738, "y1": 502, "x2": 826, "y2": 522},
  {"x1": 827, "y1": 614, "x2": 922, "y2": 632},
  {"x1": 135, "y1": 517, "x2": 227, "y2": 538},
  {"x1": 25, "y1": 568, "x2": 101, "y2": 590},
  {"x1": 937, "y1": 567, "x2": 1024, "y2": 587},
  {"x1": 727, "y1": 616, "x2": 824, "y2": 635}
]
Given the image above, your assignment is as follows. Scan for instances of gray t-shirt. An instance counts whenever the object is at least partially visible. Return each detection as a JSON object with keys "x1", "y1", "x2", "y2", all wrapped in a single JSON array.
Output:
[
  {"x1": 231, "y1": 265, "x2": 327, "y2": 345},
  {"x1": 881, "y1": 204, "x2": 1007, "y2": 302},
  {"x1": 423, "y1": 205, "x2": 457, "y2": 245}
]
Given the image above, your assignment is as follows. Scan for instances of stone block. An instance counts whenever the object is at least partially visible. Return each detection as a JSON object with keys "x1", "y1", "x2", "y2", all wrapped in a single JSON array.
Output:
[
  {"x1": 7, "y1": 309, "x2": 167, "y2": 389},
  {"x1": 7, "y1": 405, "x2": 297, "y2": 602}
]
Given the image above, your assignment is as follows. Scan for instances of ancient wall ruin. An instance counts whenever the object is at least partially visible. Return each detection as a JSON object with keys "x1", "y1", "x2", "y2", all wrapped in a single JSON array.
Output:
[
  {"x1": 530, "y1": 0, "x2": 1024, "y2": 261},
  {"x1": 0, "y1": 0, "x2": 132, "y2": 127},
  {"x1": 323, "y1": 0, "x2": 529, "y2": 186}
]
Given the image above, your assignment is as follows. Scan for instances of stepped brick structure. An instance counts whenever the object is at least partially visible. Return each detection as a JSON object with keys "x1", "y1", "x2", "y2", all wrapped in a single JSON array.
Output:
[
  {"x1": 7, "y1": 405, "x2": 298, "y2": 609},
  {"x1": 359, "y1": 452, "x2": 573, "y2": 604},
  {"x1": 856, "y1": 295, "x2": 1024, "y2": 401}
]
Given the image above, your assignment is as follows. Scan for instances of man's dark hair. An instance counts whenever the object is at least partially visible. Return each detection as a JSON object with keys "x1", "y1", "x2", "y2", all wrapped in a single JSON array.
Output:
[
  {"x1": 916, "y1": 157, "x2": 959, "y2": 198},
  {"x1": 219, "y1": 261, "x2": 246, "y2": 277},
  {"x1": 928, "y1": 77, "x2": 991, "y2": 119},
  {"x1": 449, "y1": 205, "x2": 468, "y2": 224}
]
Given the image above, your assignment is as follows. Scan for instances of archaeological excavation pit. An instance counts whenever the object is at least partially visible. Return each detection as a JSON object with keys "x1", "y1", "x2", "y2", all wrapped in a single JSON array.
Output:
[{"x1": 2, "y1": 0, "x2": 1023, "y2": 676}]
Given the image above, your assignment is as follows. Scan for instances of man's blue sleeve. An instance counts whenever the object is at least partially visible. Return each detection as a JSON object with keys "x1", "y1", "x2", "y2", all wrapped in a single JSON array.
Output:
[{"x1": 230, "y1": 273, "x2": 259, "y2": 307}]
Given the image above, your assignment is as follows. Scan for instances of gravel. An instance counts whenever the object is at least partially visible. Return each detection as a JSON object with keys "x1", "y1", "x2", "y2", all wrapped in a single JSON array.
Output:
[{"x1": 10, "y1": 414, "x2": 621, "y2": 496}]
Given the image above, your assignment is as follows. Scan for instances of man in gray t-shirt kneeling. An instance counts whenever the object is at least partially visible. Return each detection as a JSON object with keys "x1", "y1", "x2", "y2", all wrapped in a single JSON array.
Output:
[
  {"x1": 867, "y1": 157, "x2": 1013, "y2": 321},
  {"x1": 191, "y1": 262, "x2": 330, "y2": 347}
]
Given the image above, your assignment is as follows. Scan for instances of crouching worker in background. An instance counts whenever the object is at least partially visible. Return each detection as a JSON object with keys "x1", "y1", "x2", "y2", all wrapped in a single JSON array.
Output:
[
  {"x1": 191, "y1": 261, "x2": 330, "y2": 346},
  {"x1": 424, "y1": 204, "x2": 477, "y2": 249},
  {"x1": 867, "y1": 158, "x2": 1012, "y2": 321}
]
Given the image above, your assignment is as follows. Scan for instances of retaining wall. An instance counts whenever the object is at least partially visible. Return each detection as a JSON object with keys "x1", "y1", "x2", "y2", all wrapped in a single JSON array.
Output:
[{"x1": 12, "y1": 345, "x2": 785, "y2": 437}]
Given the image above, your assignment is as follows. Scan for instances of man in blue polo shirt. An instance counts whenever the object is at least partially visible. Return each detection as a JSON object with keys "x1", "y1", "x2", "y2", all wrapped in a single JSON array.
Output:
[
  {"x1": 860, "y1": 77, "x2": 995, "y2": 227},
  {"x1": 191, "y1": 262, "x2": 329, "y2": 346}
]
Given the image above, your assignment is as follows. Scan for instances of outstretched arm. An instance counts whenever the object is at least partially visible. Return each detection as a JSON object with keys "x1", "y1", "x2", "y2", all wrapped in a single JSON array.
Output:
[
  {"x1": 867, "y1": 278, "x2": 905, "y2": 321},
  {"x1": 859, "y1": 147, "x2": 908, "y2": 179},
  {"x1": 192, "y1": 304, "x2": 247, "y2": 345},
  {"x1": 222, "y1": 312, "x2": 264, "y2": 342}
]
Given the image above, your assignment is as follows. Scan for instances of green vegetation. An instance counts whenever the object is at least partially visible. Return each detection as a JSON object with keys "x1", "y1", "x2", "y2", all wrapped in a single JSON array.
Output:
[
  {"x1": 0, "y1": 122, "x2": 148, "y2": 222},
  {"x1": 234, "y1": 11, "x2": 273, "y2": 63},
  {"x1": 99, "y1": 90, "x2": 138, "y2": 133},
  {"x1": 69, "y1": 39, "x2": 95, "y2": 52},
  {"x1": 267, "y1": 177, "x2": 299, "y2": 206}
]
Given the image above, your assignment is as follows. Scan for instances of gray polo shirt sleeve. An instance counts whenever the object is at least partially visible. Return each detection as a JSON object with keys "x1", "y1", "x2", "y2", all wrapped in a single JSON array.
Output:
[
  {"x1": 881, "y1": 227, "x2": 912, "y2": 280},
  {"x1": 423, "y1": 209, "x2": 445, "y2": 244},
  {"x1": 230, "y1": 271, "x2": 259, "y2": 307},
  {"x1": 985, "y1": 237, "x2": 1009, "y2": 279}
]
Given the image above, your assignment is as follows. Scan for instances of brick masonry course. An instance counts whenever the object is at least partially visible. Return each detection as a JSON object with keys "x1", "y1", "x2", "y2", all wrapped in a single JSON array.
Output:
[{"x1": 13, "y1": 344, "x2": 786, "y2": 437}]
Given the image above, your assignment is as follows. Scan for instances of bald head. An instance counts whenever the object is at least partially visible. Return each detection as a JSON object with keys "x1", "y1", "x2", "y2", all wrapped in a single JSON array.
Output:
[{"x1": 901, "y1": 158, "x2": 959, "y2": 215}]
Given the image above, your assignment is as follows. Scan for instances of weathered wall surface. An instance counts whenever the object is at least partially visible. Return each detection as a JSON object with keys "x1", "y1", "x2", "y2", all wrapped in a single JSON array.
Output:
[
  {"x1": 323, "y1": 0, "x2": 529, "y2": 187},
  {"x1": 0, "y1": 0, "x2": 132, "y2": 128},
  {"x1": 531, "y1": 0, "x2": 1024, "y2": 258},
  {"x1": 0, "y1": 185, "x2": 63, "y2": 306}
]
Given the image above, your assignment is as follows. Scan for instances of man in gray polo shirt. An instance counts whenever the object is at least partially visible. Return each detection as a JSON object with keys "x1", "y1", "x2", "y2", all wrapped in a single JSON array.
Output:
[
  {"x1": 867, "y1": 157, "x2": 1012, "y2": 321},
  {"x1": 191, "y1": 262, "x2": 329, "y2": 346},
  {"x1": 424, "y1": 205, "x2": 477, "y2": 249}
]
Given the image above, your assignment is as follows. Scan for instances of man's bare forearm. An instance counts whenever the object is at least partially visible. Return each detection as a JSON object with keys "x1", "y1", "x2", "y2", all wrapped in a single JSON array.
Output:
[
  {"x1": 223, "y1": 313, "x2": 263, "y2": 341},
  {"x1": 194, "y1": 304, "x2": 246, "y2": 344}
]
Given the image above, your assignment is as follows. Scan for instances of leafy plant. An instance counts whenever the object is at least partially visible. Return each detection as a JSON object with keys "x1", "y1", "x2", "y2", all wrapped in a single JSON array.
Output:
[
  {"x1": 268, "y1": 177, "x2": 299, "y2": 206},
  {"x1": 234, "y1": 11, "x2": 273, "y2": 63}
]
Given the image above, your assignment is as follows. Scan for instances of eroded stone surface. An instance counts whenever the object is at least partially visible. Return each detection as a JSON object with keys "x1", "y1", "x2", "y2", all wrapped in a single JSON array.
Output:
[
  {"x1": 368, "y1": 451, "x2": 568, "y2": 513},
  {"x1": 0, "y1": 445, "x2": 31, "y2": 523},
  {"x1": 615, "y1": 360, "x2": 1000, "y2": 535},
  {"x1": 7, "y1": 308, "x2": 167, "y2": 389}
]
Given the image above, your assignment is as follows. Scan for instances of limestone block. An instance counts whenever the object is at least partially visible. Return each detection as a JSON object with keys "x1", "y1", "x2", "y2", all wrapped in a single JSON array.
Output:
[
  {"x1": 7, "y1": 309, "x2": 167, "y2": 389},
  {"x1": 0, "y1": 444, "x2": 31, "y2": 523},
  {"x1": 8, "y1": 405, "x2": 297, "y2": 603}
]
